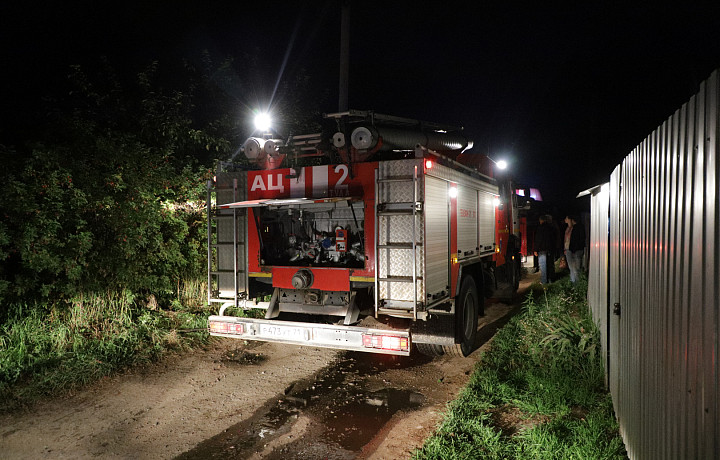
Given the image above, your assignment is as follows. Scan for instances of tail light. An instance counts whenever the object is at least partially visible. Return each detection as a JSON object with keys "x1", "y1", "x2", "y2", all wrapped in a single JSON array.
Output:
[
  {"x1": 209, "y1": 320, "x2": 245, "y2": 335},
  {"x1": 362, "y1": 334, "x2": 410, "y2": 352}
]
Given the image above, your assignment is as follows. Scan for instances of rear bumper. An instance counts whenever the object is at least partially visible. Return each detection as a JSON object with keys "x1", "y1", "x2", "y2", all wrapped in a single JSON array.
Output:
[{"x1": 208, "y1": 316, "x2": 411, "y2": 356}]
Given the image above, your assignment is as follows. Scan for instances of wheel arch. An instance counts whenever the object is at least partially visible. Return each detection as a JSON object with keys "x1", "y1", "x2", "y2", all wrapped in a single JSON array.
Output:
[{"x1": 457, "y1": 261, "x2": 489, "y2": 311}]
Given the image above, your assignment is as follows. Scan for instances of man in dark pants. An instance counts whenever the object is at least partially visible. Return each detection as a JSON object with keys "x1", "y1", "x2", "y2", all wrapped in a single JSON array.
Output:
[
  {"x1": 533, "y1": 214, "x2": 557, "y2": 285},
  {"x1": 564, "y1": 215, "x2": 586, "y2": 283}
]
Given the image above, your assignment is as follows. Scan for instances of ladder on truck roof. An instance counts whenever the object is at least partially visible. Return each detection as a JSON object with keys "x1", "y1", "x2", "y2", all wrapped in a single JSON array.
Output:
[
  {"x1": 207, "y1": 177, "x2": 249, "y2": 311},
  {"x1": 375, "y1": 161, "x2": 424, "y2": 320}
]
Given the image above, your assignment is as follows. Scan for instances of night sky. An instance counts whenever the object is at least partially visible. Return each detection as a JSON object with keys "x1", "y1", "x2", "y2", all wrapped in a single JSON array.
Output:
[{"x1": 3, "y1": 1, "x2": 720, "y2": 212}]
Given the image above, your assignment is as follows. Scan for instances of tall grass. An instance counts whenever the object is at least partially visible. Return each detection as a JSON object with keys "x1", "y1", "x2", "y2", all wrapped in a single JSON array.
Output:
[
  {"x1": 415, "y1": 278, "x2": 627, "y2": 459},
  {"x1": 0, "y1": 278, "x2": 211, "y2": 411}
]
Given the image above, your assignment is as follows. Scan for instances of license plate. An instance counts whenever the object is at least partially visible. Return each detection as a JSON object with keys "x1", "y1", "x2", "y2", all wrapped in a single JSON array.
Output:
[{"x1": 259, "y1": 324, "x2": 307, "y2": 341}]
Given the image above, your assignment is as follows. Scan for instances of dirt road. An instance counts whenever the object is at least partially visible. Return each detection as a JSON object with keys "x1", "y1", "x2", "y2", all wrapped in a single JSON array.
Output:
[{"x1": 0, "y1": 274, "x2": 536, "y2": 459}]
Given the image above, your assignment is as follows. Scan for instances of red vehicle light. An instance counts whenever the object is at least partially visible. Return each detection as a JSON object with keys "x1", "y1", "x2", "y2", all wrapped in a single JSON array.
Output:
[
  {"x1": 425, "y1": 159, "x2": 433, "y2": 169},
  {"x1": 362, "y1": 334, "x2": 375, "y2": 348},
  {"x1": 209, "y1": 321, "x2": 245, "y2": 335},
  {"x1": 209, "y1": 321, "x2": 228, "y2": 333},
  {"x1": 362, "y1": 334, "x2": 410, "y2": 352}
]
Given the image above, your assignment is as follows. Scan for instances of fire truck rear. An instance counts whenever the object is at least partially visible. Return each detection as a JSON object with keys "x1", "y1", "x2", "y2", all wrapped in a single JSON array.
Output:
[{"x1": 207, "y1": 110, "x2": 523, "y2": 356}]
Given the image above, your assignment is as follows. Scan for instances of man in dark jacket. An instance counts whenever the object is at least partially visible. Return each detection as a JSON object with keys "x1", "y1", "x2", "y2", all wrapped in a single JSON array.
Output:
[
  {"x1": 533, "y1": 214, "x2": 557, "y2": 284},
  {"x1": 564, "y1": 215, "x2": 586, "y2": 283}
]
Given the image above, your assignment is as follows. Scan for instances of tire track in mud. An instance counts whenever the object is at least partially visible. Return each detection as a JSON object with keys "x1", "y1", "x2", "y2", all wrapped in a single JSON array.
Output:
[{"x1": 176, "y1": 275, "x2": 535, "y2": 459}]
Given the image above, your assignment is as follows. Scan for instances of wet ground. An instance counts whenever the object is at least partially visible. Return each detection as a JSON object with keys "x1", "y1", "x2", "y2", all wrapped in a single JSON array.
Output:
[
  {"x1": 175, "y1": 279, "x2": 532, "y2": 460},
  {"x1": 177, "y1": 352, "x2": 433, "y2": 459},
  {"x1": 0, "y1": 274, "x2": 535, "y2": 460}
]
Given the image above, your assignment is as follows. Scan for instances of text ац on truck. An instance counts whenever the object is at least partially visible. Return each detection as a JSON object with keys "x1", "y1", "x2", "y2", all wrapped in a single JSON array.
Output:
[{"x1": 207, "y1": 110, "x2": 535, "y2": 357}]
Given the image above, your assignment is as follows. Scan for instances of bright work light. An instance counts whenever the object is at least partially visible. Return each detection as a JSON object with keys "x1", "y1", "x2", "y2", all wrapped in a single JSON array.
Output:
[
  {"x1": 254, "y1": 112, "x2": 272, "y2": 131},
  {"x1": 487, "y1": 155, "x2": 508, "y2": 171}
]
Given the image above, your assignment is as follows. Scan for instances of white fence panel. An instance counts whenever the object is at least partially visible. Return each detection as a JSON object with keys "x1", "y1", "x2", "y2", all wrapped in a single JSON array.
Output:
[{"x1": 587, "y1": 69, "x2": 719, "y2": 459}]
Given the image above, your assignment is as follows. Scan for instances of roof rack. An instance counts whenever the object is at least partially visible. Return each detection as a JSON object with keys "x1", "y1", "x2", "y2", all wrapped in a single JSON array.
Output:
[{"x1": 324, "y1": 109, "x2": 464, "y2": 133}]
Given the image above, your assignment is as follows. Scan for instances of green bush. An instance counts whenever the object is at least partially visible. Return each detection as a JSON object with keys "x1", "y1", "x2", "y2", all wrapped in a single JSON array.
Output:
[
  {"x1": 0, "y1": 53, "x2": 330, "y2": 408},
  {"x1": 0, "y1": 59, "x2": 228, "y2": 308}
]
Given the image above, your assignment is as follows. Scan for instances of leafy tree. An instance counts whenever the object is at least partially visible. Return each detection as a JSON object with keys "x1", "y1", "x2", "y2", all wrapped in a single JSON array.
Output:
[
  {"x1": 0, "y1": 58, "x2": 230, "y2": 309},
  {"x1": 0, "y1": 52, "x2": 328, "y2": 315}
]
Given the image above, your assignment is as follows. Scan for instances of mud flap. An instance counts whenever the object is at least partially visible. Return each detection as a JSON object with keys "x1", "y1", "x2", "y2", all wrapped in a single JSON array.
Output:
[{"x1": 264, "y1": 288, "x2": 280, "y2": 319}]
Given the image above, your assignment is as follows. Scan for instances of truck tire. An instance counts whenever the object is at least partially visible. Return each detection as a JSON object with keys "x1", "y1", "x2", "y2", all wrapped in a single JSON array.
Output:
[
  {"x1": 415, "y1": 343, "x2": 445, "y2": 357},
  {"x1": 443, "y1": 276, "x2": 479, "y2": 357}
]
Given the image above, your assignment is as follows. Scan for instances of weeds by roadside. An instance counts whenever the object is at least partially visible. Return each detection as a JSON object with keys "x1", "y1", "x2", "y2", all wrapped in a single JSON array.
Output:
[
  {"x1": 0, "y1": 278, "x2": 212, "y2": 412},
  {"x1": 415, "y1": 277, "x2": 627, "y2": 459}
]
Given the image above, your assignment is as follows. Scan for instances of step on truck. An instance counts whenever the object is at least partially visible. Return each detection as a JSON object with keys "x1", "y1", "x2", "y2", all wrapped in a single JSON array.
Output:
[{"x1": 207, "y1": 110, "x2": 525, "y2": 356}]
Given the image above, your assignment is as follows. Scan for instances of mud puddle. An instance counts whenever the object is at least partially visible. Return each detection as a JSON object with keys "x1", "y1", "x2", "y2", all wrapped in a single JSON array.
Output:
[{"x1": 176, "y1": 351, "x2": 431, "y2": 459}]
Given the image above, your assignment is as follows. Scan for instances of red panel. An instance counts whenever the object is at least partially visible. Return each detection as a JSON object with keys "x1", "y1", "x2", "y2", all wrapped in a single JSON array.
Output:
[
  {"x1": 247, "y1": 163, "x2": 373, "y2": 201},
  {"x1": 272, "y1": 267, "x2": 350, "y2": 291},
  {"x1": 351, "y1": 162, "x2": 377, "y2": 279},
  {"x1": 494, "y1": 203, "x2": 509, "y2": 266},
  {"x1": 520, "y1": 216, "x2": 528, "y2": 256},
  {"x1": 245, "y1": 162, "x2": 379, "y2": 281}
]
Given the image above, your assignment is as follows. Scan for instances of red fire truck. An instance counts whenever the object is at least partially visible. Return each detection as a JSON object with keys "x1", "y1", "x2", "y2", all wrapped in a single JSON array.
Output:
[{"x1": 207, "y1": 110, "x2": 524, "y2": 356}]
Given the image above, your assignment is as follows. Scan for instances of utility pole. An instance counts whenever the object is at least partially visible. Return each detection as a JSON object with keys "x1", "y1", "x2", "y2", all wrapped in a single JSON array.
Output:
[{"x1": 338, "y1": 0, "x2": 350, "y2": 112}]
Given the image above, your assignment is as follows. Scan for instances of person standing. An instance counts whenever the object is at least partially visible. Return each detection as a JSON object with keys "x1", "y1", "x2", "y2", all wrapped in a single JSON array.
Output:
[
  {"x1": 564, "y1": 215, "x2": 586, "y2": 283},
  {"x1": 533, "y1": 214, "x2": 557, "y2": 285}
]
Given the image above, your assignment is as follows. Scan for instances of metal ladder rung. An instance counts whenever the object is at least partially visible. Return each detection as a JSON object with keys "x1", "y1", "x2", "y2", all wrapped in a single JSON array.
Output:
[
  {"x1": 378, "y1": 276, "x2": 422, "y2": 283},
  {"x1": 378, "y1": 202, "x2": 422, "y2": 215},
  {"x1": 377, "y1": 176, "x2": 414, "y2": 183},
  {"x1": 379, "y1": 201, "x2": 420, "y2": 208},
  {"x1": 378, "y1": 210, "x2": 422, "y2": 216},
  {"x1": 207, "y1": 176, "x2": 249, "y2": 310},
  {"x1": 377, "y1": 308, "x2": 415, "y2": 318},
  {"x1": 208, "y1": 298, "x2": 236, "y2": 303},
  {"x1": 374, "y1": 164, "x2": 421, "y2": 320},
  {"x1": 378, "y1": 242, "x2": 422, "y2": 249}
]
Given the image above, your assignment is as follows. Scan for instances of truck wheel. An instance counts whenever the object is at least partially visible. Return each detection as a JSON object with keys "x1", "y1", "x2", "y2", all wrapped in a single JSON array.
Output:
[
  {"x1": 415, "y1": 343, "x2": 445, "y2": 357},
  {"x1": 443, "y1": 276, "x2": 479, "y2": 357}
]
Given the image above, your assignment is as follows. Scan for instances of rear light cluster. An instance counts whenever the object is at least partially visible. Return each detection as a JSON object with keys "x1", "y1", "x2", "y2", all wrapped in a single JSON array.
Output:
[
  {"x1": 209, "y1": 320, "x2": 245, "y2": 335},
  {"x1": 362, "y1": 333, "x2": 410, "y2": 352}
]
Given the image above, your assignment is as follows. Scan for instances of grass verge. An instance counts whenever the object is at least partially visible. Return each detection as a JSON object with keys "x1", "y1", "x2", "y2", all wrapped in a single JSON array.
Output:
[
  {"x1": 0, "y1": 279, "x2": 213, "y2": 412},
  {"x1": 415, "y1": 277, "x2": 627, "y2": 459}
]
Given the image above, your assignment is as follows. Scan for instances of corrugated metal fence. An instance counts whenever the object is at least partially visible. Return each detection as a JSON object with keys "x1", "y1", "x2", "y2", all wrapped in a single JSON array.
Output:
[{"x1": 587, "y1": 69, "x2": 719, "y2": 459}]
